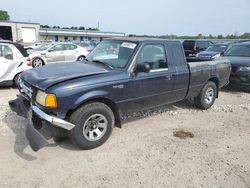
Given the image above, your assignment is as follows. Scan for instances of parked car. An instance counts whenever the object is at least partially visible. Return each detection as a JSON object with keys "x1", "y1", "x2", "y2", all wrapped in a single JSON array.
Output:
[
  {"x1": 183, "y1": 40, "x2": 213, "y2": 56},
  {"x1": 29, "y1": 42, "x2": 90, "y2": 67},
  {"x1": 196, "y1": 43, "x2": 230, "y2": 60},
  {"x1": 9, "y1": 37, "x2": 231, "y2": 151},
  {"x1": 77, "y1": 41, "x2": 97, "y2": 52},
  {"x1": 223, "y1": 42, "x2": 250, "y2": 92},
  {"x1": 25, "y1": 41, "x2": 52, "y2": 50},
  {"x1": 0, "y1": 41, "x2": 32, "y2": 86}
]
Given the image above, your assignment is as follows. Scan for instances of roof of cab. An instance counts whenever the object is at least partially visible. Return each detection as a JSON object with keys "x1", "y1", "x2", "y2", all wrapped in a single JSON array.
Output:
[{"x1": 105, "y1": 37, "x2": 181, "y2": 43}]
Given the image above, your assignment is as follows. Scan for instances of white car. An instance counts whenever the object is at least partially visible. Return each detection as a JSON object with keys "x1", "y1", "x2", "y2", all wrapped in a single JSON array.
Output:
[
  {"x1": 29, "y1": 42, "x2": 90, "y2": 67},
  {"x1": 25, "y1": 40, "x2": 52, "y2": 50},
  {"x1": 0, "y1": 42, "x2": 32, "y2": 86}
]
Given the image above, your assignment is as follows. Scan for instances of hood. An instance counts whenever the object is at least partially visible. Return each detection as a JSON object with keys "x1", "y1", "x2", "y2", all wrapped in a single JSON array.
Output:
[
  {"x1": 224, "y1": 56, "x2": 250, "y2": 66},
  {"x1": 22, "y1": 62, "x2": 108, "y2": 90}
]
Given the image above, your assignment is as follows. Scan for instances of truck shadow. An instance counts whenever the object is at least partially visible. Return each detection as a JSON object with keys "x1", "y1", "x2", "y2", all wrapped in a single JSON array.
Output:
[
  {"x1": 221, "y1": 85, "x2": 246, "y2": 94},
  {"x1": 4, "y1": 100, "x2": 196, "y2": 160},
  {"x1": 122, "y1": 100, "x2": 196, "y2": 124},
  {"x1": 4, "y1": 110, "x2": 37, "y2": 161},
  {"x1": 4, "y1": 109, "x2": 80, "y2": 161}
]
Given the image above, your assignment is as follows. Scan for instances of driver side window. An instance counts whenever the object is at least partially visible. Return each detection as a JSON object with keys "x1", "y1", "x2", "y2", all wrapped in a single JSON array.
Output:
[{"x1": 137, "y1": 44, "x2": 167, "y2": 70}]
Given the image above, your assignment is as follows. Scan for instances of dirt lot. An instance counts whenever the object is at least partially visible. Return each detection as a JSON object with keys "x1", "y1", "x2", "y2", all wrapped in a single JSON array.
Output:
[{"x1": 0, "y1": 87, "x2": 249, "y2": 188}]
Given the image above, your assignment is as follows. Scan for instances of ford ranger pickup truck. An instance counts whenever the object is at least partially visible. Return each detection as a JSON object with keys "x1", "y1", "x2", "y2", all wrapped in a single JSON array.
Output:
[{"x1": 9, "y1": 37, "x2": 231, "y2": 151}]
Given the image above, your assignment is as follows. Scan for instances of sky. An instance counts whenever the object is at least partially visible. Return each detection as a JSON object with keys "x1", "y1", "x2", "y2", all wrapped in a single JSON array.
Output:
[{"x1": 1, "y1": 0, "x2": 250, "y2": 36}]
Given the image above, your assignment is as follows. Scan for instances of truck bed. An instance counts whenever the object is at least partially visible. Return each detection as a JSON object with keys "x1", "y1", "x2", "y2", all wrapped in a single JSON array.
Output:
[{"x1": 186, "y1": 57, "x2": 231, "y2": 98}]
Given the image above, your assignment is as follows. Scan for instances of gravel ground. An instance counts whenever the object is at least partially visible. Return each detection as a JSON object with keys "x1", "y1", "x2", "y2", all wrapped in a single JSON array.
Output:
[{"x1": 0, "y1": 87, "x2": 249, "y2": 188}]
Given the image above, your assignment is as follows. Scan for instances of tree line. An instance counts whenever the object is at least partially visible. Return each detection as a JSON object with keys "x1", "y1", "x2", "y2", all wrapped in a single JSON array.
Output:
[
  {"x1": 131, "y1": 33, "x2": 250, "y2": 40},
  {"x1": 40, "y1": 25, "x2": 99, "y2": 31}
]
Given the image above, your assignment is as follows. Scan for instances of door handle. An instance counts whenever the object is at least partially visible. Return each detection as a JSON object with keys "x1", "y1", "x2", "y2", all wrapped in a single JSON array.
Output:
[{"x1": 165, "y1": 75, "x2": 172, "y2": 80}]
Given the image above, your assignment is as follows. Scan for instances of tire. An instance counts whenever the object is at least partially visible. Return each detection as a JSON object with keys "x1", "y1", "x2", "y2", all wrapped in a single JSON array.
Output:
[
  {"x1": 32, "y1": 58, "x2": 44, "y2": 68},
  {"x1": 194, "y1": 81, "x2": 217, "y2": 110},
  {"x1": 69, "y1": 102, "x2": 115, "y2": 150},
  {"x1": 77, "y1": 56, "x2": 85, "y2": 61},
  {"x1": 13, "y1": 73, "x2": 21, "y2": 87}
]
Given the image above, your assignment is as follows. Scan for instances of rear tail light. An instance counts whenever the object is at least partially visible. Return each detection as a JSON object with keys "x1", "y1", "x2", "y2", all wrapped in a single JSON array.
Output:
[
  {"x1": 26, "y1": 58, "x2": 32, "y2": 66},
  {"x1": 86, "y1": 48, "x2": 92, "y2": 52}
]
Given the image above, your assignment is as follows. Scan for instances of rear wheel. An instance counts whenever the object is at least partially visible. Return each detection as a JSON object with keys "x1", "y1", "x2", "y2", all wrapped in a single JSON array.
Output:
[
  {"x1": 69, "y1": 102, "x2": 114, "y2": 149},
  {"x1": 32, "y1": 58, "x2": 44, "y2": 68},
  {"x1": 77, "y1": 56, "x2": 85, "y2": 61},
  {"x1": 194, "y1": 81, "x2": 217, "y2": 110}
]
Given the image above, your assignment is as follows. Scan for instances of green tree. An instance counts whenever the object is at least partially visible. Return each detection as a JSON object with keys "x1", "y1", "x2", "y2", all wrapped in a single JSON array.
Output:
[
  {"x1": 79, "y1": 26, "x2": 85, "y2": 30},
  {"x1": 40, "y1": 25, "x2": 50, "y2": 28},
  {"x1": 0, "y1": 10, "x2": 10, "y2": 20},
  {"x1": 217, "y1": 35, "x2": 223, "y2": 39}
]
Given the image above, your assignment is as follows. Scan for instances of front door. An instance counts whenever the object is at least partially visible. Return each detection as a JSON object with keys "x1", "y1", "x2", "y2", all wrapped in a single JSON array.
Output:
[{"x1": 130, "y1": 44, "x2": 175, "y2": 111}]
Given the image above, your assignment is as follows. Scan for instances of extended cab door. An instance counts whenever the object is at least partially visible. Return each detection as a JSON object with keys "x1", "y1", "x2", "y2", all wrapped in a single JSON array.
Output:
[
  {"x1": 170, "y1": 43, "x2": 190, "y2": 102},
  {"x1": 0, "y1": 45, "x2": 15, "y2": 81},
  {"x1": 131, "y1": 43, "x2": 175, "y2": 110}
]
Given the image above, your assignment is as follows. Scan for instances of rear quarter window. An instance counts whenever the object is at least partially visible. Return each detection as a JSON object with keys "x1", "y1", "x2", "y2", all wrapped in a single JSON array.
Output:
[{"x1": 172, "y1": 43, "x2": 186, "y2": 66}]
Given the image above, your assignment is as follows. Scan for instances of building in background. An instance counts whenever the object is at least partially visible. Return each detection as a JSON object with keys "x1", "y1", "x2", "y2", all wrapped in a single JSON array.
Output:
[
  {"x1": 0, "y1": 21, "x2": 39, "y2": 43},
  {"x1": 0, "y1": 21, "x2": 125, "y2": 44},
  {"x1": 39, "y1": 28, "x2": 125, "y2": 42}
]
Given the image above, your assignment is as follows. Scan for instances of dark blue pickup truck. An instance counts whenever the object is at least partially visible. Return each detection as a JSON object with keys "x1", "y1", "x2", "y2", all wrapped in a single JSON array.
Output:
[{"x1": 9, "y1": 37, "x2": 231, "y2": 151}]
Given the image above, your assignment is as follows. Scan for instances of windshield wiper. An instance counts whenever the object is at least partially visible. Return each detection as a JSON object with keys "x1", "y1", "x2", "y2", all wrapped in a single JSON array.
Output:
[{"x1": 92, "y1": 60, "x2": 113, "y2": 69}]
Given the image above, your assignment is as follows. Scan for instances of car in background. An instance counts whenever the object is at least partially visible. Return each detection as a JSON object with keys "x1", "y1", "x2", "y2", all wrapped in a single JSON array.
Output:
[
  {"x1": 25, "y1": 40, "x2": 52, "y2": 50},
  {"x1": 223, "y1": 42, "x2": 250, "y2": 92},
  {"x1": 77, "y1": 41, "x2": 98, "y2": 52},
  {"x1": 0, "y1": 41, "x2": 32, "y2": 86},
  {"x1": 183, "y1": 40, "x2": 213, "y2": 56},
  {"x1": 196, "y1": 43, "x2": 230, "y2": 60},
  {"x1": 29, "y1": 42, "x2": 90, "y2": 67}
]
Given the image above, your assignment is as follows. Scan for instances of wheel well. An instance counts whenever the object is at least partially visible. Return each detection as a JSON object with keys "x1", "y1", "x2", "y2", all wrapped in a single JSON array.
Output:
[
  {"x1": 66, "y1": 98, "x2": 122, "y2": 128},
  {"x1": 77, "y1": 55, "x2": 86, "y2": 60},
  {"x1": 208, "y1": 77, "x2": 219, "y2": 97}
]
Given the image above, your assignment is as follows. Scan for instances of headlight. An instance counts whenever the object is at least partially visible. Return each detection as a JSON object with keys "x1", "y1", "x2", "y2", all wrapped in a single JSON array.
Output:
[
  {"x1": 36, "y1": 90, "x2": 58, "y2": 108},
  {"x1": 238, "y1": 66, "x2": 250, "y2": 71}
]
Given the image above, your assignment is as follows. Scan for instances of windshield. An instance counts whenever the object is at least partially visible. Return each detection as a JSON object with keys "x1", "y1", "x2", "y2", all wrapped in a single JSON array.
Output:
[
  {"x1": 206, "y1": 44, "x2": 228, "y2": 52},
  {"x1": 86, "y1": 40, "x2": 137, "y2": 68},
  {"x1": 224, "y1": 45, "x2": 250, "y2": 57},
  {"x1": 33, "y1": 43, "x2": 51, "y2": 51}
]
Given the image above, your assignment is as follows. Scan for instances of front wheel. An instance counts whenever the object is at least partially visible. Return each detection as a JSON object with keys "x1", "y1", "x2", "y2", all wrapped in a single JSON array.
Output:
[
  {"x1": 194, "y1": 81, "x2": 217, "y2": 110},
  {"x1": 69, "y1": 102, "x2": 114, "y2": 150}
]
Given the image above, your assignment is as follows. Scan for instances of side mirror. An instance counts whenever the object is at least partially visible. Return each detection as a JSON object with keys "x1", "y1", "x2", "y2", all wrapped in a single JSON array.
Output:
[
  {"x1": 48, "y1": 49, "x2": 54, "y2": 52},
  {"x1": 220, "y1": 51, "x2": 224, "y2": 55},
  {"x1": 135, "y1": 63, "x2": 150, "y2": 73}
]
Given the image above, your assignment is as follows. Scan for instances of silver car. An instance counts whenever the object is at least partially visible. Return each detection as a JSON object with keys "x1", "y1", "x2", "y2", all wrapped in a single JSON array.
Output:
[{"x1": 29, "y1": 42, "x2": 90, "y2": 67}]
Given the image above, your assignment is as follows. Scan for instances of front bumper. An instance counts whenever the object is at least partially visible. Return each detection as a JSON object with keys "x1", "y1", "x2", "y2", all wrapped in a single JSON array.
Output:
[{"x1": 9, "y1": 96, "x2": 75, "y2": 151}]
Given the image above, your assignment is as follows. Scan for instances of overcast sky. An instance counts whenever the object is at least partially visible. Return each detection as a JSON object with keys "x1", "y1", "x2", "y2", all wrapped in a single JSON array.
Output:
[{"x1": 1, "y1": 0, "x2": 250, "y2": 36}]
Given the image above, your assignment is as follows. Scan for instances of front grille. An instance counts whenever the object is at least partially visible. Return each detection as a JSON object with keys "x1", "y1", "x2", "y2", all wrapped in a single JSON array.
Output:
[{"x1": 19, "y1": 79, "x2": 33, "y2": 99}]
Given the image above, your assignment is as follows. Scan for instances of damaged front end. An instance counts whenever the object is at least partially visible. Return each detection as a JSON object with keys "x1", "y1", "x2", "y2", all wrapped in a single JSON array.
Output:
[
  {"x1": 9, "y1": 79, "x2": 75, "y2": 151},
  {"x1": 9, "y1": 96, "x2": 48, "y2": 151}
]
